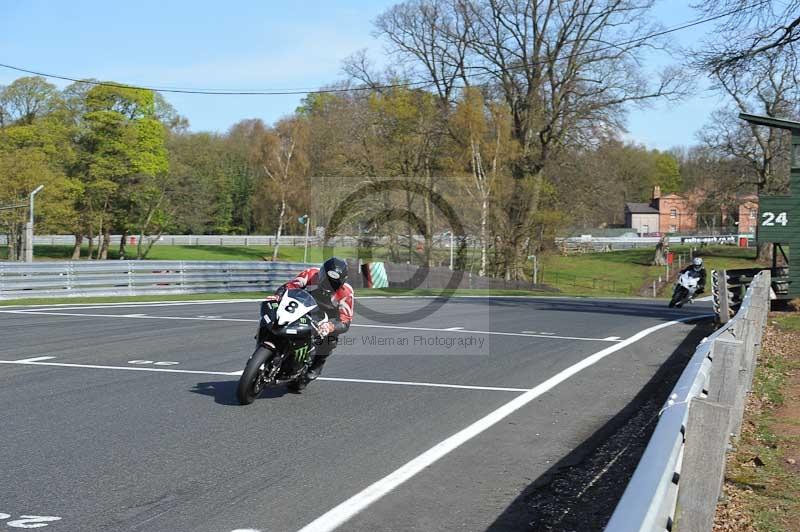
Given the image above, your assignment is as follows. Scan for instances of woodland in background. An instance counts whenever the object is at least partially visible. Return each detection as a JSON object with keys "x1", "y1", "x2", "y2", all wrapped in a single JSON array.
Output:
[{"x1": 1, "y1": 0, "x2": 797, "y2": 278}]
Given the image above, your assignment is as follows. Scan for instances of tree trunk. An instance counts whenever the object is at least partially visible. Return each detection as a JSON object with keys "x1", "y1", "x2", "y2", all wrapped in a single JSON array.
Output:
[
  {"x1": 756, "y1": 241, "x2": 773, "y2": 262},
  {"x1": 479, "y1": 197, "x2": 488, "y2": 277},
  {"x1": 99, "y1": 227, "x2": 110, "y2": 260},
  {"x1": 423, "y1": 172, "x2": 434, "y2": 268},
  {"x1": 7, "y1": 225, "x2": 18, "y2": 261},
  {"x1": 504, "y1": 170, "x2": 540, "y2": 281},
  {"x1": 119, "y1": 231, "x2": 127, "y2": 259},
  {"x1": 7, "y1": 224, "x2": 21, "y2": 261},
  {"x1": 87, "y1": 227, "x2": 94, "y2": 260},
  {"x1": 71, "y1": 234, "x2": 83, "y2": 260},
  {"x1": 93, "y1": 234, "x2": 101, "y2": 260},
  {"x1": 272, "y1": 192, "x2": 286, "y2": 261},
  {"x1": 652, "y1": 235, "x2": 669, "y2": 265}
]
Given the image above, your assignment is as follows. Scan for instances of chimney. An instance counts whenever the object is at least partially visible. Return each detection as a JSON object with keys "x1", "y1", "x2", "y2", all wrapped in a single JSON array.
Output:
[{"x1": 652, "y1": 185, "x2": 661, "y2": 200}]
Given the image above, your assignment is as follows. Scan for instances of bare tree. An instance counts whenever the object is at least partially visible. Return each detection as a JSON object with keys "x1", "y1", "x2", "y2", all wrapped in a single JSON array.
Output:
[
  {"x1": 375, "y1": 0, "x2": 471, "y2": 103},
  {"x1": 694, "y1": 0, "x2": 800, "y2": 76},
  {"x1": 373, "y1": 0, "x2": 687, "y2": 278},
  {"x1": 698, "y1": 47, "x2": 799, "y2": 258},
  {"x1": 253, "y1": 118, "x2": 310, "y2": 261}
]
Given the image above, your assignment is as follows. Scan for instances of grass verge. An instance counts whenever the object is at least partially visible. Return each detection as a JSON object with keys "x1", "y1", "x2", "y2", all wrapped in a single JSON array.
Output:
[
  {"x1": 714, "y1": 314, "x2": 800, "y2": 532},
  {"x1": 540, "y1": 245, "x2": 761, "y2": 297}
]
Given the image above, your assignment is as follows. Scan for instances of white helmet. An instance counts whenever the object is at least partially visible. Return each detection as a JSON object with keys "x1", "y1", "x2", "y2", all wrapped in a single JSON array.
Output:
[{"x1": 693, "y1": 257, "x2": 703, "y2": 270}]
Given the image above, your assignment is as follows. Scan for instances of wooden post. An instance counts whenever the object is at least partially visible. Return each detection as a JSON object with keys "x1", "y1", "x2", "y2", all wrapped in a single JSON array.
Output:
[
  {"x1": 707, "y1": 338, "x2": 744, "y2": 409},
  {"x1": 675, "y1": 398, "x2": 732, "y2": 532},
  {"x1": 716, "y1": 270, "x2": 730, "y2": 324}
]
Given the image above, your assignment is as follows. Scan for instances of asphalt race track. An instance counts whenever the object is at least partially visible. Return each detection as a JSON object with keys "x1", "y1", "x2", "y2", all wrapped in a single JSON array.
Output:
[{"x1": 0, "y1": 296, "x2": 711, "y2": 532}]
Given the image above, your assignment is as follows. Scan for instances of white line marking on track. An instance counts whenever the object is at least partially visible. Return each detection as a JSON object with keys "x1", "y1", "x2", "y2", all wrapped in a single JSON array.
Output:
[
  {"x1": 317, "y1": 377, "x2": 526, "y2": 393},
  {"x1": 444, "y1": 326, "x2": 464, "y2": 331},
  {"x1": 5, "y1": 299, "x2": 262, "y2": 311},
  {"x1": 13, "y1": 356, "x2": 56, "y2": 363},
  {"x1": 0, "y1": 359, "x2": 527, "y2": 392},
  {"x1": 0, "y1": 309, "x2": 253, "y2": 323},
  {"x1": 0, "y1": 310, "x2": 624, "y2": 342},
  {"x1": 295, "y1": 314, "x2": 713, "y2": 532},
  {"x1": 0, "y1": 359, "x2": 235, "y2": 376},
  {"x1": 603, "y1": 336, "x2": 621, "y2": 341},
  {"x1": 352, "y1": 323, "x2": 618, "y2": 342}
]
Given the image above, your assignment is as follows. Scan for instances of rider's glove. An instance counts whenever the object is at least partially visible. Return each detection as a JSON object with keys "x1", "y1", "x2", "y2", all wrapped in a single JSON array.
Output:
[
  {"x1": 318, "y1": 322, "x2": 335, "y2": 338},
  {"x1": 264, "y1": 294, "x2": 280, "y2": 302}
]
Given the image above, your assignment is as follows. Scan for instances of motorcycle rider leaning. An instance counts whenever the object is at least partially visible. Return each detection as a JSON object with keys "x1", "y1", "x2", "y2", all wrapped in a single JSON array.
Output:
[
  {"x1": 680, "y1": 257, "x2": 706, "y2": 294},
  {"x1": 266, "y1": 257, "x2": 353, "y2": 392}
]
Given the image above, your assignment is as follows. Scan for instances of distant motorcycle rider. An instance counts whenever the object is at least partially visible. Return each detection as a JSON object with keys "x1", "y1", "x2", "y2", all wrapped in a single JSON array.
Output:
[
  {"x1": 266, "y1": 257, "x2": 353, "y2": 392},
  {"x1": 680, "y1": 257, "x2": 706, "y2": 294}
]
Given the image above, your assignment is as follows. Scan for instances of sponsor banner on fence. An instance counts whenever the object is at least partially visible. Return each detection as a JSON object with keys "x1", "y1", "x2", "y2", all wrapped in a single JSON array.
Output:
[{"x1": 680, "y1": 235, "x2": 739, "y2": 244}]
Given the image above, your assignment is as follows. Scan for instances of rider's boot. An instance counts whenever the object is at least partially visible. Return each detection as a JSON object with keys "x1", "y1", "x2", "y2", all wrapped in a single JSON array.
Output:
[{"x1": 306, "y1": 354, "x2": 328, "y2": 381}]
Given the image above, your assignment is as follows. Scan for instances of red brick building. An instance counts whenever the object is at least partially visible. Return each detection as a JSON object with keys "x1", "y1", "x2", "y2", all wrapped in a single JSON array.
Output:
[
  {"x1": 625, "y1": 186, "x2": 697, "y2": 234},
  {"x1": 736, "y1": 195, "x2": 759, "y2": 235}
]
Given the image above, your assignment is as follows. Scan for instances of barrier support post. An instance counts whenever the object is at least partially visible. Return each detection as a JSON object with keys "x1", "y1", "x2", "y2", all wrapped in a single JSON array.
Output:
[{"x1": 674, "y1": 398, "x2": 731, "y2": 532}]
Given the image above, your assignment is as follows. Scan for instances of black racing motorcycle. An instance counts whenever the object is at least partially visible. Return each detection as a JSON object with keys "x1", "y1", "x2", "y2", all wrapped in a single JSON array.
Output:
[{"x1": 236, "y1": 288, "x2": 327, "y2": 404}]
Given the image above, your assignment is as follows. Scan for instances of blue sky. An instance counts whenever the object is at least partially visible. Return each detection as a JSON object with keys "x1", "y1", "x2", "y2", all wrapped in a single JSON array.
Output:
[{"x1": 1, "y1": 0, "x2": 720, "y2": 150}]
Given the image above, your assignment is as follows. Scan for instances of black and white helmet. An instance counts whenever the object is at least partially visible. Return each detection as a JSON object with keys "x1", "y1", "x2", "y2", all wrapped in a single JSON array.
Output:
[
  {"x1": 320, "y1": 257, "x2": 348, "y2": 291},
  {"x1": 692, "y1": 257, "x2": 703, "y2": 271}
]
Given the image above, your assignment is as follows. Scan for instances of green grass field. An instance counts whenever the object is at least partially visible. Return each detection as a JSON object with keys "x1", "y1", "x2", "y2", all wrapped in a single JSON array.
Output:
[{"x1": 539, "y1": 245, "x2": 762, "y2": 296}]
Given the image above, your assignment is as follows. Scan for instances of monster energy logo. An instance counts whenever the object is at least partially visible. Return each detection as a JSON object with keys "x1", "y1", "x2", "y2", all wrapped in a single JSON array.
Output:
[{"x1": 294, "y1": 344, "x2": 310, "y2": 362}]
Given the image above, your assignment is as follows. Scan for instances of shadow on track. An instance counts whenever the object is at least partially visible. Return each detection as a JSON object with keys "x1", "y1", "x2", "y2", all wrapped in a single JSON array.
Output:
[
  {"x1": 484, "y1": 319, "x2": 715, "y2": 532},
  {"x1": 190, "y1": 380, "x2": 289, "y2": 405},
  {"x1": 381, "y1": 296, "x2": 711, "y2": 323}
]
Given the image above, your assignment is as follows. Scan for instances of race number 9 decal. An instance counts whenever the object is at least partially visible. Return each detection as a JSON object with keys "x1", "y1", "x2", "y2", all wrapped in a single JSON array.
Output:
[{"x1": 762, "y1": 211, "x2": 788, "y2": 226}]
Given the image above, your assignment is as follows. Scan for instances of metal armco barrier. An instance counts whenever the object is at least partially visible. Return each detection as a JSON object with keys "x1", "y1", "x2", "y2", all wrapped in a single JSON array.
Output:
[
  {"x1": 0, "y1": 261, "x2": 311, "y2": 300},
  {"x1": 606, "y1": 270, "x2": 770, "y2": 532}
]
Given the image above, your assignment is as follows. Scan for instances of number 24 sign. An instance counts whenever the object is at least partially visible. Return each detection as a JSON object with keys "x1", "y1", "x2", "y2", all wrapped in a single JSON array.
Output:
[{"x1": 762, "y1": 211, "x2": 789, "y2": 226}]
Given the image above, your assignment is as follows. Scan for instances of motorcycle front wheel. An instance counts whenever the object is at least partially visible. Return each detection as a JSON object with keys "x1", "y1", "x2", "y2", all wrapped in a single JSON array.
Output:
[
  {"x1": 669, "y1": 287, "x2": 686, "y2": 308},
  {"x1": 236, "y1": 346, "x2": 274, "y2": 405}
]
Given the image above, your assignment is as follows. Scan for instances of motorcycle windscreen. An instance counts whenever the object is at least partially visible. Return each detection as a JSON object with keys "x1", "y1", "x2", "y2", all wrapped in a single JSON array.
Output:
[
  {"x1": 276, "y1": 289, "x2": 318, "y2": 326},
  {"x1": 680, "y1": 272, "x2": 699, "y2": 288}
]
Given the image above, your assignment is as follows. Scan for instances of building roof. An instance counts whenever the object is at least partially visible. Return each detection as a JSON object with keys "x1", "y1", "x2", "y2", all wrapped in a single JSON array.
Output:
[{"x1": 625, "y1": 202, "x2": 659, "y2": 214}]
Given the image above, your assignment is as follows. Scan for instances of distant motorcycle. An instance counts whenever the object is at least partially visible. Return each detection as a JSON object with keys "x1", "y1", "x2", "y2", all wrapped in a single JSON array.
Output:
[
  {"x1": 236, "y1": 288, "x2": 327, "y2": 404},
  {"x1": 669, "y1": 270, "x2": 701, "y2": 308}
]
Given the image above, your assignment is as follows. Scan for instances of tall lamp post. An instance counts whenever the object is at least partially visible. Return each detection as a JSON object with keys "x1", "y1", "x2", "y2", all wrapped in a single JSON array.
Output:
[
  {"x1": 25, "y1": 185, "x2": 44, "y2": 263},
  {"x1": 298, "y1": 214, "x2": 310, "y2": 263},
  {"x1": 443, "y1": 231, "x2": 454, "y2": 270}
]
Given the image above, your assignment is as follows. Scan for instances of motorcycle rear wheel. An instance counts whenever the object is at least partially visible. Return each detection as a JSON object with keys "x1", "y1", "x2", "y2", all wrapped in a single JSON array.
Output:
[{"x1": 237, "y1": 346, "x2": 274, "y2": 405}]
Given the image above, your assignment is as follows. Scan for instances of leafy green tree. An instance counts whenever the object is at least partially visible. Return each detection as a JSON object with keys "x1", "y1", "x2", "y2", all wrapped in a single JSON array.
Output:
[
  {"x1": 78, "y1": 83, "x2": 169, "y2": 259},
  {"x1": 653, "y1": 152, "x2": 683, "y2": 193},
  {"x1": 0, "y1": 76, "x2": 59, "y2": 125},
  {"x1": 0, "y1": 148, "x2": 79, "y2": 260}
]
